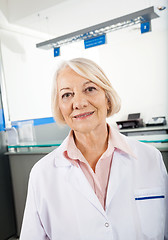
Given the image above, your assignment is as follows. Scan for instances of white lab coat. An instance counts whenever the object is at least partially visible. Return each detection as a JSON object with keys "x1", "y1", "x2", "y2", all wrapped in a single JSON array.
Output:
[{"x1": 20, "y1": 132, "x2": 168, "y2": 240}]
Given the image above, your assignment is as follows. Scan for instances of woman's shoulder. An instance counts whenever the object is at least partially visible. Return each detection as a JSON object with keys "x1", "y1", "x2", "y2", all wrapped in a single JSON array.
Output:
[
  {"x1": 110, "y1": 125, "x2": 161, "y2": 158},
  {"x1": 30, "y1": 136, "x2": 70, "y2": 176},
  {"x1": 121, "y1": 133, "x2": 161, "y2": 156},
  {"x1": 119, "y1": 132, "x2": 165, "y2": 170},
  {"x1": 123, "y1": 134, "x2": 167, "y2": 176}
]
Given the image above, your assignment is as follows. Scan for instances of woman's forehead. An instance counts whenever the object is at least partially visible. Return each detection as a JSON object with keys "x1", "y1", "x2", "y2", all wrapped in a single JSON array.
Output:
[
  {"x1": 57, "y1": 67, "x2": 91, "y2": 86},
  {"x1": 56, "y1": 66, "x2": 105, "y2": 93}
]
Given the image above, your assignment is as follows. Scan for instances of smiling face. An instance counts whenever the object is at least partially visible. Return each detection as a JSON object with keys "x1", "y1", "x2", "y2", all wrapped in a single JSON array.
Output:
[{"x1": 57, "y1": 67, "x2": 109, "y2": 134}]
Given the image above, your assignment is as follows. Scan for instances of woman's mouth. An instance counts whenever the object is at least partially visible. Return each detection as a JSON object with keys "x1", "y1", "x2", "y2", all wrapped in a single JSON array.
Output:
[{"x1": 73, "y1": 111, "x2": 94, "y2": 119}]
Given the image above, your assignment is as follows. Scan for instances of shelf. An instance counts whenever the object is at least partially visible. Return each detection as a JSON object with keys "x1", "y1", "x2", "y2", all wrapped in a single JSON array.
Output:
[
  {"x1": 7, "y1": 141, "x2": 61, "y2": 154},
  {"x1": 6, "y1": 146, "x2": 57, "y2": 155},
  {"x1": 8, "y1": 142, "x2": 61, "y2": 149},
  {"x1": 130, "y1": 134, "x2": 168, "y2": 143},
  {"x1": 7, "y1": 126, "x2": 168, "y2": 154}
]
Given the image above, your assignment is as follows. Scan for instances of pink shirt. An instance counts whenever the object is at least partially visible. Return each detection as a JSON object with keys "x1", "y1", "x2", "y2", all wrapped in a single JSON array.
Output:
[{"x1": 64, "y1": 125, "x2": 135, "y2": 210}]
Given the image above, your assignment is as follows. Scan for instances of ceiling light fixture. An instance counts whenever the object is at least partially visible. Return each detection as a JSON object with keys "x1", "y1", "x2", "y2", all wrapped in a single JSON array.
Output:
[{"x1": 36, "y1": 6, "x2": 159, "y2": 50}]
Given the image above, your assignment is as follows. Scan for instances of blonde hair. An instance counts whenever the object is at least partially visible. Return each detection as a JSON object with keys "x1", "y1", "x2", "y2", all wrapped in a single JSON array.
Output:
[{"x1": 51, "y1": 58, "x2": 121, "y2": 124}]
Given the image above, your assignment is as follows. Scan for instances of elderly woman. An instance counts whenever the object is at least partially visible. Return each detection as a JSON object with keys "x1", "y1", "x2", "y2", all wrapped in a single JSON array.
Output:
[{"x1": 20, "y1": 58, "x2": 168, "y2": 240}]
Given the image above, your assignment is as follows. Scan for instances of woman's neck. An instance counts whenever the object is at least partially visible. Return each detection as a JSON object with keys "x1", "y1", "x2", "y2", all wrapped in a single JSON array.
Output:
[{"x1": 73, "y1": 123, "x2": 109, "y2": 171}]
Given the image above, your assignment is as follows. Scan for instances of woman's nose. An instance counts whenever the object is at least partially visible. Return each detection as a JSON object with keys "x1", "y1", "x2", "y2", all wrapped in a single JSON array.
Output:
[{"x1": 72, "y1": 93, "x2": 88, "y2": 110}]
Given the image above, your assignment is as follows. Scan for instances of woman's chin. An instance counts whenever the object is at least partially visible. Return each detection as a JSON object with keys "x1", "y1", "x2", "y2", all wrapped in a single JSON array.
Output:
[{"x1": 72, "y1": 123, "x2": 95, "y2": 134}]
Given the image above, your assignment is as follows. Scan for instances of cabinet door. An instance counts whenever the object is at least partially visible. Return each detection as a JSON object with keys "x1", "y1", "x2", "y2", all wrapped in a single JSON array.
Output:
[{"x1": 0, "y1": 152, "x2": 16, "y2": 239}]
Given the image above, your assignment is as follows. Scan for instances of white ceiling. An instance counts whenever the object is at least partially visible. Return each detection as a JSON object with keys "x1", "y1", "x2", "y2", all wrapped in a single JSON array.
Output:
[{"x1": 0, "y1": 0, "x2": 167, "y2": 38}]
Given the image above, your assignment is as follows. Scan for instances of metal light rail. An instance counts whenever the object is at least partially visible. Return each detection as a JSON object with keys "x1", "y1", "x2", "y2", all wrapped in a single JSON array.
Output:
[{"x1": 36, "y1": 6, "x2": 159, "y2": 50}]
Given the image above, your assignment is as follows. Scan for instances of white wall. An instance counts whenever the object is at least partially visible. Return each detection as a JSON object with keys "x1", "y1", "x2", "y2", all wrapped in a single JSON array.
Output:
[
  {"x1": 0, "y1": 31, "x2": 56, "y2": 121},
  {"x1": 100, "y1": 21, "x2": 168, "y2": 124},
  {"x1": 0, "y1": 1, "x2": 168, "y2": 126}
]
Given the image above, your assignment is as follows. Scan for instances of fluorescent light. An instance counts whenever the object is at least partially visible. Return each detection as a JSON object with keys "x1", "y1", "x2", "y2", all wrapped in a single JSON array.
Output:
[{"x1": 36, "y1": 6, "x2": 159, "y2": 50}]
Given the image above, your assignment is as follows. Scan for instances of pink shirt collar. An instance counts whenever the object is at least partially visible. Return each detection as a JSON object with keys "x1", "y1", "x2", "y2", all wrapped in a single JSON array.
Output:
[{"x1": 64, "y1": 124, "x2": 136, "y2": 165}]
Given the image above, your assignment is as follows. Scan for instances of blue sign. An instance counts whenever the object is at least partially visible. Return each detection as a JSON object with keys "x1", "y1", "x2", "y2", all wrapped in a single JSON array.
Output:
[
  {"x1": 84, "y1": 34, "x2": 106, "y2": 49},
  {"x1": 0, "y1": 108, "x2": 5, "y2": 131},
  {"x1": 54, "y1": 47, "x2": 60, "y2": 57},
  {"x1": 11, "y1": 117, "x2": 55, "y2": 129},
  {"x1": 141, "y1": 21, "x2": 150, "y2": 34}
]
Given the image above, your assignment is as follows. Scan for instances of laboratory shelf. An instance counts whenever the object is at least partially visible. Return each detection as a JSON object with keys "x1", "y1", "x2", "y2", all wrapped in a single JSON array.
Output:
[
  {"x1": 7, "y1": 142, "x2": 61, "y2": 154},
  {"x1": 6, "y1": 125, "x2": 168, "y2": 154},
  {"x1": 8, "y1": 142, "x2": 61, "y2": 148}
]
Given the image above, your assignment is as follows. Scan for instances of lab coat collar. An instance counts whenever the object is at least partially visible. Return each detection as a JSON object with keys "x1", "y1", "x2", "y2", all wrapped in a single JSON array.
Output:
[
  {"x1": 67, "y1": 164, "x2": 107, "y2": 218},
  {"x1": 106, "y1": 150, "x2": 133, "y2": 210},
  {"x1": 53, "y1": 130, "x2": 136, "y2": 216},
  {"x1": 108, "y1": 125, "x2": 137, "y2": 160},
  {"x1": 65, "y1": 148, "x2": 134, "y2": 217},
  {"x1": 54, "y1": 136, "x2": 72, "y2": 167},
  {"x1": 53, "y1": 137, "x2": 107, "y2": 217}
]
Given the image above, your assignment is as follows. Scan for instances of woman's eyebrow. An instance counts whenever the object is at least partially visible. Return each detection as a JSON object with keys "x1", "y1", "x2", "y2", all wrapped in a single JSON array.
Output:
[
  {"x1": 83, "y1": 81, "x2": 94, "y2": 86},
  {"x1": 60, "y1": 87, "x2": 71, "y2": 92},
  {"x1": 60, "y1": 81, "x2": 95, "y2": 92}
]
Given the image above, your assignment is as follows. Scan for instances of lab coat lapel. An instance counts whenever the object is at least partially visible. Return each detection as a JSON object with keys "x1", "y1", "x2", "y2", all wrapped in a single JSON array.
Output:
[
  {"x1": 54, "y1": 145, "x2": 104, "y2": 215},
  {"x1": 68, "y1": 165, "x2": 106, "y2": 217},
  {"x1": 106, "y1": 151, "x2": 132, "y2": 209}
]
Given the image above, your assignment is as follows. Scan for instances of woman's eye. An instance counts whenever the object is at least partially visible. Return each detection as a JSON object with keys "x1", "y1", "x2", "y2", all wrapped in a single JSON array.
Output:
[
  {"x1": 62, "y1": 92, "x2": 72, "y2": 99},
  {"x1": 85, "y1": 87, "x2": 96, "y2": 92}
]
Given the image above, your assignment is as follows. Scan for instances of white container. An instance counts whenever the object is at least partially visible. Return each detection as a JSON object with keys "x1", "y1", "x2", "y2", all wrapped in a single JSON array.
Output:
[
  {"x1": 6, "y1": 127, "x2": 19, "y2": 146},
  {"x1": 17, "y1": 120, "x2": 36, "y2": 145}
]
